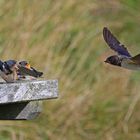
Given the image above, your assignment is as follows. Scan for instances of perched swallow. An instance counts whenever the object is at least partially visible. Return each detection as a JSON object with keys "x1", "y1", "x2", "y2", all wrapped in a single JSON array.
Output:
[
  {"x1": 103, "y1": 27, "x2": 140, "y2": 70},
  {"x1": 0, "y1": 60, "x2": 18, "y2": 82},
  {"x1": 17, "y1": 61, "x2": 43, "y2": 80}
]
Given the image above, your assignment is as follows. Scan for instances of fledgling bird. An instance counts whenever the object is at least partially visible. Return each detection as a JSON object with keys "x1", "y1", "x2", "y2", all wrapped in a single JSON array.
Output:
[
  {"x1": 0, "y1": 60, "x2": 18, "y2": 83},
  {"x1": 103, "y1": 27, "x2": 140, "y2": 70},
  {"x1": 17, "y1": 61, "x2": 43, "y2": 80}
]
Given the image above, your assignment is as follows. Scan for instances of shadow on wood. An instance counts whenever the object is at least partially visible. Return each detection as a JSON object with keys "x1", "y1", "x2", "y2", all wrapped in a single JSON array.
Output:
[{"x1": 0, "y1": 101, "x2": 42, "y2": 120}]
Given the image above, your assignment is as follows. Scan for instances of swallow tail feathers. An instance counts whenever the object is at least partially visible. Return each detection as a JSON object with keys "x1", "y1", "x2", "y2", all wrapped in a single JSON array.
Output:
[{"x1": 130, "y1": 54, "x2": 140, "y2": 65}]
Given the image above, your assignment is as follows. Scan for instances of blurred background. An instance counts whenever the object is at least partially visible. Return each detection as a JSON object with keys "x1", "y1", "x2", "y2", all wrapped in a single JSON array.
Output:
[{"x1": 0, "y1": 0, "x2": 140, "y2": 139}]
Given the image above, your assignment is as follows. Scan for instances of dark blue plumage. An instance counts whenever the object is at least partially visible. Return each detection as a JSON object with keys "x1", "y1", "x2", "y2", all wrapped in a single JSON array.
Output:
[
  {"x1": 0, "y1": 60, "x2": 18, "y2": 82},
  {"x1": 5, "y1": 60, "x2": 17, "y2": 68},
  {"x1": 103, "y1": 27, "x2": 131, "y2": 57},
  {"x1": 0, "y1": 60, "x2": 4, "y2": 71}
]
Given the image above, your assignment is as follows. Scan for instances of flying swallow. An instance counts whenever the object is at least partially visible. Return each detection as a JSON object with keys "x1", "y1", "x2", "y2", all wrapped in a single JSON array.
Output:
[
  {"x1": 17, "y1": 61, "x2": 43, "y2": 80},
  {"x1": 0, "y1": 60, "x2": 18, "y2": 82},
  {"x1": 103, "y1": 27, "x2": 140, "y2": 70}
]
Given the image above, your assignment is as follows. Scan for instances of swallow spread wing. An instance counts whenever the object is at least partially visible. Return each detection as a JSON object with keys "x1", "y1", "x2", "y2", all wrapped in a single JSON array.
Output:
[{"x1": 103, "y1": 27, "x2": 131, "y2": 57}]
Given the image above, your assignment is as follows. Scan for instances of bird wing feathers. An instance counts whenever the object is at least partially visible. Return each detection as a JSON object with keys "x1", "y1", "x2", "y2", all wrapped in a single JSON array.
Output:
[
  {"x1": 103, "y1": 27, "x2": 131, "y2": 57},
  {"x1": 18, "y1": 66, "x2": 40, "y2": 78}
]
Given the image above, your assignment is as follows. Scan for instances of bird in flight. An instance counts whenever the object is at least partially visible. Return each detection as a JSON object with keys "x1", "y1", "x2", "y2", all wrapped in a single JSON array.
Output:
[{"x1": 103, "y1": 27, "x2": 140, "y2": 70}]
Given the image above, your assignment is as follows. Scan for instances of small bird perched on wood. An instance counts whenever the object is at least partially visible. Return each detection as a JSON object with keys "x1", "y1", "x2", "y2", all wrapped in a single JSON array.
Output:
[
  {"x1": 103, "y1": 27, "x2": 140, "y2": 70},
  {"x1": 17, "y1": 61, "x2": 43, "y2": 80},
  {"x1": 0, "y1": 59, "x2": 43, "y2": 82},
  {"x1": 0, "y1": 60, "x2": 18, "y2": 83}
]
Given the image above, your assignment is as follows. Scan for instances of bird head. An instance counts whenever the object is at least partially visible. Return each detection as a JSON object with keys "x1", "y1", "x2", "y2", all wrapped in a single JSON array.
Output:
[
  {"x1": 104, "y1": 55, "x2": 121, "y2": 66},
  {"x1": 19, "y1": 61, "x2": 31, "y2": 69}
]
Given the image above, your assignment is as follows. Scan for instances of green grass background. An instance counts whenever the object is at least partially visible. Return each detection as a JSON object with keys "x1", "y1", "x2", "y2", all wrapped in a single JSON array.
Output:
[{"x1": 0, "y1": 0, "x2": 140, "y2": 140}]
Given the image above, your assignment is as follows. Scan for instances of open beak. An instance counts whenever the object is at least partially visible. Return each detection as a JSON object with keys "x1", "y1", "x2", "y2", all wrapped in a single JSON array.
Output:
[{"x1": 25, "y1": 63, "x2": 31, "y2": 69}]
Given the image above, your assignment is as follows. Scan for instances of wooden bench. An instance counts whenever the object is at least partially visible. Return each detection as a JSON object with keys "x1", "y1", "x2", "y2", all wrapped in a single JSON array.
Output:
[{"x1": 0, "y1": 80, "x2": 58, "y2": 120}]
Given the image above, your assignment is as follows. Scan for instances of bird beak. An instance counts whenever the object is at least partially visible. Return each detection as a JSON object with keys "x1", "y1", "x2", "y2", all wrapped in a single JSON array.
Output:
[
  {"x1": 25, "y1": 64, "x2": 31, "y2": 69},
  {"x1": 104, "y1": 60, "x2": 110, "y2": 64}
]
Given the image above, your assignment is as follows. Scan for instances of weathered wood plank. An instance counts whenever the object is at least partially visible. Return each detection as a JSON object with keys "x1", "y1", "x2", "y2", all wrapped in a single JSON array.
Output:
[{"x1": 0, "y1": 80, "x2": 58, "y2": 104}]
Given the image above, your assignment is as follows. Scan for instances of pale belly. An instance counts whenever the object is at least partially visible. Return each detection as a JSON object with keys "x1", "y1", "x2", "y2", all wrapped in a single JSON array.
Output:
[
  {"x1": 0, "y1": 70, "x2": 14, "y2": 82},
  {"x1": 121, "y1": 60, "x2": 140, "y2": 70}
]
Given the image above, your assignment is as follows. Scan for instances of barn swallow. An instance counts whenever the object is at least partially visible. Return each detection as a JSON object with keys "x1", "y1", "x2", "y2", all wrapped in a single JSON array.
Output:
[
  {"x1": 0, "y1": 60, "x2": 18, "y2": 82},
  {"x1": 17, "y1": 61, "x2": 43, "y2": 80},
  {"x1": 103, "y1": 27, "x2": 140, "y2": 70}
]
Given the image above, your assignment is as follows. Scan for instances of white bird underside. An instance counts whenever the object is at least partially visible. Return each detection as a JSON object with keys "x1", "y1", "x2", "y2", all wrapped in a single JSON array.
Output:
[{"x1": 121, "y1": 58, "x2": 140, "y2": 70}]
